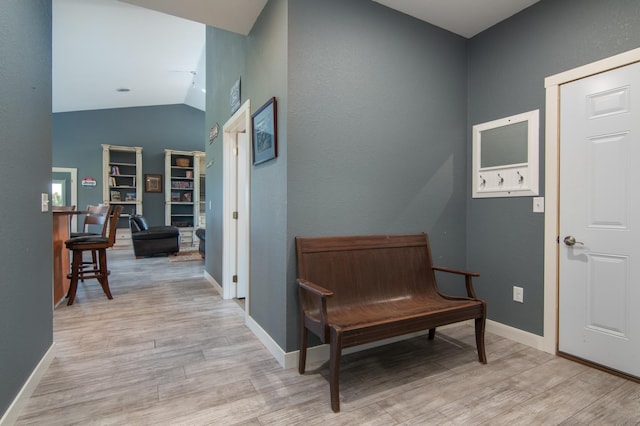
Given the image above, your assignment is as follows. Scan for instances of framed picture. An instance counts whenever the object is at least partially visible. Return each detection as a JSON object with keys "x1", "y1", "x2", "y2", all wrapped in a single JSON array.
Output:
[
  {"x1": 145, "y1": 174, "x2": 162, "y2": 193},
  {"x1": 252, "y1": 97, "x2": 277, "y2": 165}
]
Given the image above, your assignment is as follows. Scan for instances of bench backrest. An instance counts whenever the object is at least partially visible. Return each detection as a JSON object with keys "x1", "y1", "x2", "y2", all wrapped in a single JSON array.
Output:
[{"x1": 296, "y1": 233, "x2": 440, "y2": 307}]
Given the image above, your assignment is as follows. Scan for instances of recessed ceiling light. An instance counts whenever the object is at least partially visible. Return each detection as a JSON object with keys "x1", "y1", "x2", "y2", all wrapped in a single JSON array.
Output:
[{"x1": 116, "y1": 88, "x2": 131, "y2": 92}]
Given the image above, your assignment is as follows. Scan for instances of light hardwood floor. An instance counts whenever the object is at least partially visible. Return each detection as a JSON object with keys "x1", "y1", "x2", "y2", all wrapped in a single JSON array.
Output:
[{"x1": 16, "y1": 249, "x2": 640, "y2": 425}]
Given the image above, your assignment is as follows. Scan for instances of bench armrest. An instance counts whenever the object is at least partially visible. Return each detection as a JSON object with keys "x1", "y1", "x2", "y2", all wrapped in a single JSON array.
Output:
[
  {"x1": 298, "y1": 278, "x2": 334, "y2": 298},
  {"x1": 433, "y1": 266, "x2": 480, "y2": 299},
  {"x1": 297, "y1": 278, "x2": 333, "y2": 341}
]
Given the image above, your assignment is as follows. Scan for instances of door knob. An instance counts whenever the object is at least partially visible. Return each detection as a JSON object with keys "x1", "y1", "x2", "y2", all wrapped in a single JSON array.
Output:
[{"x1": 563, "y1": 236, "x2": 584, "y2": 246}]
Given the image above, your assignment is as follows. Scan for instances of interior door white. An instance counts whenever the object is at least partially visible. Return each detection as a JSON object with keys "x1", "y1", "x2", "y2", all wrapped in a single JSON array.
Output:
[
  {"x1": 236, "y1": 132, "x2": 249, "y2": 299},
  {"x1": 222, "y1": 100, "x2": 251, "y2": 303},
  {"x1": 230, "y1": 134, "x2": 239, "y2": 298},
  {"x1": 559, "y1": 61, "x2": 640, "y2": 377}
]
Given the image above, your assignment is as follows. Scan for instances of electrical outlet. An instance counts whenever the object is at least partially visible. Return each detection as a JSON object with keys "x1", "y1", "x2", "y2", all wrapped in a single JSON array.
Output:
[
  {"x1": 513, "y1": 286, "x2": 524, "y2": 303},
  {"x1": 533, "y1": 197, "x2": 544, "y2": 213}
]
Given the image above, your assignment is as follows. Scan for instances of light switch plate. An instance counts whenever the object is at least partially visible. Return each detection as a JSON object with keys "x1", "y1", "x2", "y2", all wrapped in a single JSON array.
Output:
[
  {"x1": 41, "y1": 193, "x2": 49, "y2": 212},
  {"x1": 533, "y1": 197, "x2": 544, "y2": 213},
  {"x1": 513, "y1": 286, "x2": 524, "y2": 303}
]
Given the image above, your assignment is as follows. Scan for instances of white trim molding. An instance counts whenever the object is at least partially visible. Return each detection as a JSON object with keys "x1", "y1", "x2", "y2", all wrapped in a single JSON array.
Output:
[
  {"x1": 543, "y1": 47, "x2": 640, "y2": 355},
  {"x1": 245, "y1": 314, "x2": 287, "y2": 368},
  {"x1": 0, "y1": 343, "x2": 56, "y2": 426},
  {"x1": 486, "y1": 320, "x2": 546, "y2": 351},
  {"x1": 222, "y1": 99, "x2": 251, "y2": 302},
  {"x1": 203, "y1": 270, "x2": 222, "y2": 295}
]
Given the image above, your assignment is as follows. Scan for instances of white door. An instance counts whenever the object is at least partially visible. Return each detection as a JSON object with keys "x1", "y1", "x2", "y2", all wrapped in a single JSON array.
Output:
[
  {"x1": 559, "y1": 61, "x2": 640, "y2": 377},
  {"x1": 227, "y1": 132, "x2": 249, "y2": 300},
  {"x1": 235, "y1": 132, "x2": 249, "y2": 299},
  {"x1": 222, "y1": 100, "x2": 251, "y2": 302}
]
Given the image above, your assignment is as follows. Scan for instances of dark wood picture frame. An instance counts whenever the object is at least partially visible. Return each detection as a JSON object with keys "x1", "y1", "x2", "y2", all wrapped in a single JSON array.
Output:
[
  {"x1": 252, "y1": 97, "x2": 278, "y2": 165},
  {"x1": 145, "y1": 174, "x2": 162, "y2": 193}
]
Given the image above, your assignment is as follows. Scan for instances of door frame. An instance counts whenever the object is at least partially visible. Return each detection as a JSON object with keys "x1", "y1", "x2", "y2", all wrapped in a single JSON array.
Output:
[
  {"x1": 222, "y1": 100, "x2": 251, "y2": 306},
  {"x1": 543, "y1": 47, "x2": 640, "y2": 354},
  {"x1": 52, "y1": 167, "x2": 78, "y2": 232}
]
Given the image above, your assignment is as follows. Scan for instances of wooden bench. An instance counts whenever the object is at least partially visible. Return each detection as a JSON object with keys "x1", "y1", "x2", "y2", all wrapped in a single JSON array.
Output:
[{"x1": 296, "y1": 233, "x2": 487, "y2": 412}]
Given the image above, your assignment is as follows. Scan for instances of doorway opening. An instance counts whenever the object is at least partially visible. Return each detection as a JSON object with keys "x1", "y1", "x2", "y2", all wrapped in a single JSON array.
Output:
[
  {"x1": 222, "y1": 100, "x2": 251, "y2": 314},
  {"x1": 52, "y1": 167, "x2": 78, "y2": 232}
]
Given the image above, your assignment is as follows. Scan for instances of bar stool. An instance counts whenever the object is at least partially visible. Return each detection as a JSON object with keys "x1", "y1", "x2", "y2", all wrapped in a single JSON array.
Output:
[
  {"x1": 71, "y1": 204, "x2": 110, "y2": 238},
  {"x1": 70, "y1": 204, "x2": 110, "y2": 281},
  {"x1": 65, "y1": 205, "x2": 122, "y2": 305}
]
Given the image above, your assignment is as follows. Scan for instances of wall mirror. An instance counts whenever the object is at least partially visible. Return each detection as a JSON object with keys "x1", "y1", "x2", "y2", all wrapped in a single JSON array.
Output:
[{"x1": 472, "y1": 109, "x2": 539, "y2": 198}]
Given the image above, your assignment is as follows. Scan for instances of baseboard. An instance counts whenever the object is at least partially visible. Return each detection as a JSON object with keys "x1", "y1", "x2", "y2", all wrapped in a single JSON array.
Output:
[
  {"x1": 203, "y1": 271, "x2": 222, "y2": 296},
  {"x1": 485, "y1": 319, "x2": 550, "y2": 353},
  {"x1": 0, "y1": 343, "x2": 56, "y2": 426},
  {"x1": 245, "y1": 314, "x2": 287, "y2": 368}
]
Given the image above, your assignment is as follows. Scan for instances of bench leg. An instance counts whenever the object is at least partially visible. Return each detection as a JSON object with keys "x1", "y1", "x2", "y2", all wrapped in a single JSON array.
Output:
[
  {"x1": 428, "y1": 328, "x2": 436, "y2": 340},
  {"x1": 298, "y1": 322, "x2": 308, "y2": 374},
  {"x1": 329, "y1": 327, "x2": 343, "y2": 413},
  {"x1": 475, "y1": 316, "x2": 487, "y2": 364}
]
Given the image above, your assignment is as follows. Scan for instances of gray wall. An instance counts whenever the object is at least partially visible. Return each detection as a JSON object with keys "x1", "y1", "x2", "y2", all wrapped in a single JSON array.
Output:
[
  {"x1": 205, "y1": 0, "x2": 468, "y2": 352},
  {"x1": 467, "y1": 0, "x2": 640, "y2": 335},
  {"x1": 204, "y1": 27, "x2": 247, "y2": 282},
  {"x1": 246, "y1": 0, "x2": 289, "y2": 350},
  {"x1": 204, "y1": 0, "x2": 288, "y2": 344},
  {"x1": 0, "y1": 0, "x2": 53, "y2": 416},
  {"x1": 53, "y1": 104, "x2": 205, "y2": 227},
  {"x1": 286, "y1": 0, "x2": 468, "y2": 351}
]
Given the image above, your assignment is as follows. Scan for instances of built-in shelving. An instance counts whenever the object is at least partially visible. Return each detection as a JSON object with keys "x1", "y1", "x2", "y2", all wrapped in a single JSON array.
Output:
[
  {"x1": 102, "y1": 144, "x2": 143, "y2": 247},
  {"x1": 164, "y1": 149, "x2": 204, "y2": 246}
]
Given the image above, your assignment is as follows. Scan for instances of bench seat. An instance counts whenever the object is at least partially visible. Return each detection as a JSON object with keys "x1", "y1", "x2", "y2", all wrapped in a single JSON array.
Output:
[{"x1": 304, "y1": 295, "x2": 482, "y2": 330}]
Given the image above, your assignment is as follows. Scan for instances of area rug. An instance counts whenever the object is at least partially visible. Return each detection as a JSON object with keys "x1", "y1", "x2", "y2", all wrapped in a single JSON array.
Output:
[{"x1": 168, "y1": 251, "x2": 204, "y2": 262}]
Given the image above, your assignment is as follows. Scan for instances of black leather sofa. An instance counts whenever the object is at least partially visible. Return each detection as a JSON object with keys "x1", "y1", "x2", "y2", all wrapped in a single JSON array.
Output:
[
  {"x1": 129, "y1": 215, "x2": 180, "y2": 258},
  {"x1": 195, "y1": 228, "x2": 205, "y2": 258}
]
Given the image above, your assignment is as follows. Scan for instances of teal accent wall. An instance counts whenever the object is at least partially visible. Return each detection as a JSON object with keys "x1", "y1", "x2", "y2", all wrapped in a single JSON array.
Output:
[
  {"x1": 53, "y1": 104, "x2": 205, "y2": 227},
  {"x1": 246, "y1": 0, "x2": 289, "y2": 350},
  {"x1": 467, "y1": 0, "x2": 640, "y2": 335},
  {"x1": 0, "y1": 0, "x2": 53, "y2": 416},
  {"x1": 285, "y1": 0, "x2": 468, "y2": 351},
  {"x1": 204, "y1": 0, "x2": 287, "y2": 344},
  {"x1": 205, "y1": 0, "x2": 640, "y2": 351},
  {"x1": 207, "y1": 0, "x2": 468, "y2": 352},
  {"x1": 204, "y1": 27, "x2": 247, "y2": 282}
]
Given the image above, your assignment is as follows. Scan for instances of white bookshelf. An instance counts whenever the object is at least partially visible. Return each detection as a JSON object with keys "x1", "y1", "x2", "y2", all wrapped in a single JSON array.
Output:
[{"x1": 164, "y1": 149, "x2": 204, "y2": 246}]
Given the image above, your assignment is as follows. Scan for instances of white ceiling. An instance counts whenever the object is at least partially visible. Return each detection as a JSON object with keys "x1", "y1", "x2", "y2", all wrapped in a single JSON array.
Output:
[
  {"x1": 52, "y1": 0, "x2": 539, "y2": 113},
  {"x1": 373, "y1": 0, "x2": 540, "y2": 39}
]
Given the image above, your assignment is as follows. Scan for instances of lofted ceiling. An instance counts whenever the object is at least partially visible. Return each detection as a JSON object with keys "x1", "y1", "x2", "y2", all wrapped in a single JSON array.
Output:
[{"x1": 53, "y1": 0, "x2": 539, "y2": 113}]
